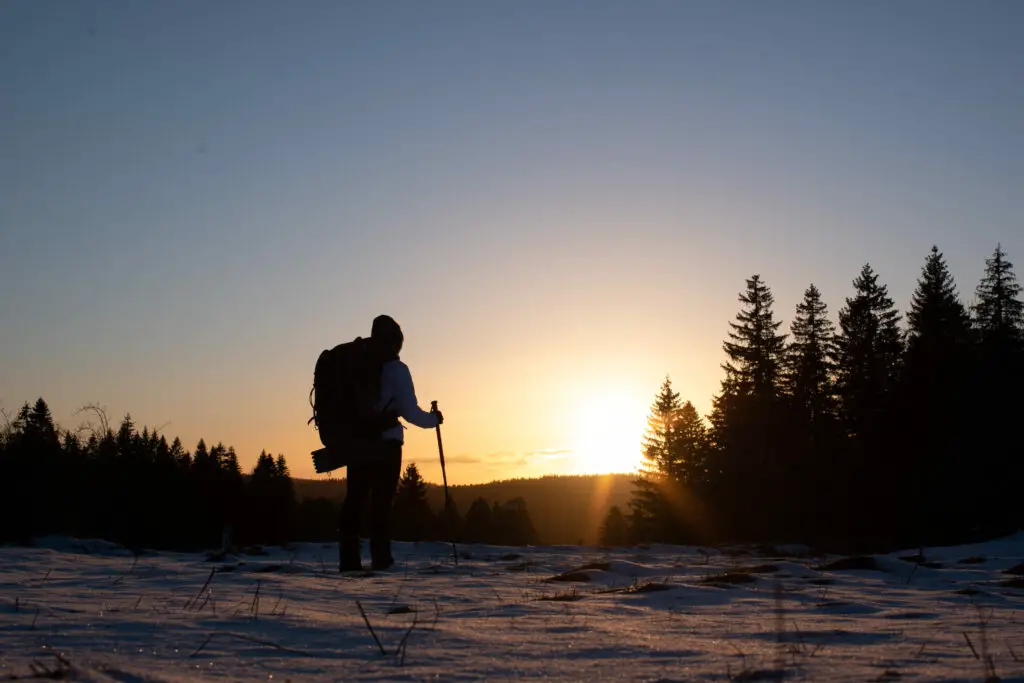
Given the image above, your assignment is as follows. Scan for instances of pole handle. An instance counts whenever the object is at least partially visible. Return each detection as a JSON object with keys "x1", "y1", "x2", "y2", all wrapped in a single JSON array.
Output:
[{"x1": 432, "y1": 400, "x2": 446, "y2": 470}]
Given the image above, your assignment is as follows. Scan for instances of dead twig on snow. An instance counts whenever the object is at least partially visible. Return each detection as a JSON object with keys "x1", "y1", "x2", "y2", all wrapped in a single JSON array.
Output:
[
  {"x1": 5, "y1": 653, "x2": 74, "y2": 680},
  {"x1": 250, "y1": 580, "x2": 262, "y2": 620},
  {"x1": 185, "y1": 568, "x2": 216, "y2": 611},
  {"x1": 773, "y1": 582, "x2": 786, "y2": 668},
  {"x1": 976, "y1": 605, "x2": 998, "y2": 681},
  {"x1": 111, "y1": 553, "x2": 139, "y2": 586},
  {"x1": 395, "y1": 609, "x2": 420, "y2": 665},
  {"x1": 28, "y1": 653, "x2": 73, "y2": 680},
  {"x1": 269, "y1": 588, "x2": 285, "y2": 617},
  {"x1": 190, "y1": 632, "x2": 314, "y2": 658},
  {"x1": 356, "y1": 600, "x2": 387, "y2": 656},
  {"x1": 964, "y1": 632, "x2": 980, "y2": 660}
]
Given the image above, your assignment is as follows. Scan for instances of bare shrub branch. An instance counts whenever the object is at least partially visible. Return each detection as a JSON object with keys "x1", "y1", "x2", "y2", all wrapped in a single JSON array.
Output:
[{"x1": 74, "y1": 402, "x2": 110, "y2": 437}]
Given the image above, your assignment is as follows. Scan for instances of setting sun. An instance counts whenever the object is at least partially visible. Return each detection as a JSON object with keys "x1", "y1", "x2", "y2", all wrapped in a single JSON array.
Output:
[{"x1": 570, "y1": 389, "x2": 649, "y2": 475}]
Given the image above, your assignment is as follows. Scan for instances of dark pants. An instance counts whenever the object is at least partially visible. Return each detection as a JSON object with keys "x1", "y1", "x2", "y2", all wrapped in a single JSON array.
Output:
[{"x1": 338, "y1": 441, "x2": 402, "y2": 570}]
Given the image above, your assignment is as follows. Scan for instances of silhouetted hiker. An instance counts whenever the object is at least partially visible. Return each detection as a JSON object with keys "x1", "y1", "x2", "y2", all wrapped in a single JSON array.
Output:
[{"x1": 337, "y1": 315, "x2": 442, "y2": 572}]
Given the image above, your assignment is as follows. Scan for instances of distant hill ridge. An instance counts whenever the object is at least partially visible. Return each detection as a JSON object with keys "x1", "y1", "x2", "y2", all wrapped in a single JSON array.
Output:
[{"x1": 292, "y1": 473, "x2": 635, "y2": 546}]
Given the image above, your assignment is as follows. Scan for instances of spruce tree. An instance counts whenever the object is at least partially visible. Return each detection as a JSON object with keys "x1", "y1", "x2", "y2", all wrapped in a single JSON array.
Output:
[
  {"x1": 491, "y1": 498, "x2": 539, "y2": 545},
  {"x1": 668, "y1": 400, "x2": 713, "y2": 543},
  {"x1": 835, "y1": 264, "x2": 904, "y2": 440},
  {"x1": 906, "y1": 246, "x2": 972, "y2": 353},
  {"x1": 971, "y1": 245, "x2": 1024, "y2": 530},
  {"x1": 833, "y1": 264, "x2": 904, "y2": 541},
  {"x1": 429, "y1": 498, "x2": 462, "y2": 543},
  {"x1": 273, "y1": 455, "x2": 297, "y2": 543},
  {"x1": 902, "y1": 246, "x2": 974, "y2": 542},
  {"x1": 640, "y1": 377, "x2": 683, "y2": 479},
  {"x1": 222, "y1": 447, "x2": 242, "y2": 477},
  {"x1": 675, "y1": 401, "x2": 710, "y2": 488},
  {"x1": 5, "y1": 400, "x2": 63, "y2": 541},
  {"x1": 220, "y1": 447, "x2": 245, "y2": 542},
  {"x1": 463, "y1": 497, "x2": 493, "y2": 543},
  {"x1": 27, "y1": 398, "x2": 60, "y2": 450},
  {"x1": 2, "y1": 405, "x2": 30, "y2": 542},
  {"x1": 393, "y1": 463, "x2": 432, "y2": 541},
  {"x1": 275, "y1": 454, "x2": 290, "y2": 478},
  {"x1": 599, "y1": 506, "x2": 629, "y2": 546},
  {"x1": 243, "y1": 452, "x2": 281, "y2": 546},
  {"x1": 783, "y1": 284, "x2": 839, "y2": 540},
  {"x1": 192, "y1": 439, "x2": 212, "y2": 472},
  {"x1": 155, "y1": 435, "x2": 172, "y2": 467},
  {"x1": 188, "y1": 439, "x2": 222, "y2": 547},
  {"x1": 708, "y1": 275, "x2": 787, "y2": 540},
  {"x1": 273, "y1": 455, "x2": 296, "y2": 514},
  {"x1": 711, "y1": 274, "x2": 788, "y2": 467},
  {"x1": 973, "y1": 244, "x2": 1024, "y2": 346},
  {"x1": 629, "y1": 378, "x2": 681, "y2": 544},
  {"x1": 784, "y1": 284, "x2": 837, "y2": 425},
  {"x1": 169, "y1": 437, "x2": 189, "y2": 468},
  {"x1": 722, "y1": 275, "x2": 788, "y2": 399}
]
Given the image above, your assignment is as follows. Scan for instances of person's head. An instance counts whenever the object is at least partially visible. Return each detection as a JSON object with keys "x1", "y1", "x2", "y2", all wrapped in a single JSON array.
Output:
[{"x1": 371, "y1": 314, "x2": 404, "y2": 359}]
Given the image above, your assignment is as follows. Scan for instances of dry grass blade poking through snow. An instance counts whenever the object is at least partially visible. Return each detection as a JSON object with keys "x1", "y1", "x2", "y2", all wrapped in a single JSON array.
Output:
[
  {"x1": 356, "y1": 600, "x2": 387, "y2": 656},
  {"x1": 190, "y1": 632, "x2": 315, "y2": 658},
  {"x1": 6, "y1": 653, "x2": 74, "y2": 680},
  {"x1": 354, "y1": 599, "x2": 421, "y2": 664}
]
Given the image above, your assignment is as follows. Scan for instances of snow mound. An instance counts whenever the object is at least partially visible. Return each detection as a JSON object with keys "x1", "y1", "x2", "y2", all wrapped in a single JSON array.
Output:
[
  {"x1": 2, "y1": 535, "x2": 1023, "y2": 681},
  {"x1": 31, "y1": 535, "x2": 134, "y2": 557}
]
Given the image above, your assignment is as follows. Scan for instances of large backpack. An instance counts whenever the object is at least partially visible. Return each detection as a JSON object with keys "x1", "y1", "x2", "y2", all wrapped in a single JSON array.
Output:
[{"x1": 308, "y1": 337, "x2": 396, "y2": 454}]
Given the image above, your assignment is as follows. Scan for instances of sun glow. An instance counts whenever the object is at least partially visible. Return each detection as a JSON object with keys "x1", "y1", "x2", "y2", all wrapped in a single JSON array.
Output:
[{"x1": 570, "y1": 389, "x2": 649, "y2": 475}]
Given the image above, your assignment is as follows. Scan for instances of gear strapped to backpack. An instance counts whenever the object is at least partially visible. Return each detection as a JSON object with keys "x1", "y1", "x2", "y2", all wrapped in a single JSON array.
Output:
[{"x1": 308, "y1": 337, "x2": 398, "y2": 473}]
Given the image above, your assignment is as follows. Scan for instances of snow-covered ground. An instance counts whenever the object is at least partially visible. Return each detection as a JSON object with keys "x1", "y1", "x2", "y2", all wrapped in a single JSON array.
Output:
[{"x1": 2, "y1": 534, "x2": 1023, "y2": 681}]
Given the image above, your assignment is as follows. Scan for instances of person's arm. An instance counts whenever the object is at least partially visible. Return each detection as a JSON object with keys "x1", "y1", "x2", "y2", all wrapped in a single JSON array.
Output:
[{"x1": 390, "y1": 362, "x2": 438, "y2": 429}]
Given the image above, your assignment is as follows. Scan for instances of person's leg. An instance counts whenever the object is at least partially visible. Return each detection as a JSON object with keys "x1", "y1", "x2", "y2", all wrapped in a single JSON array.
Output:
[
  {"x1": 368, "y1": 442, "x2": 403, "y2": 570},
  {"x1": 338, "y1": 463, "x2": 372, "y2": 571}
]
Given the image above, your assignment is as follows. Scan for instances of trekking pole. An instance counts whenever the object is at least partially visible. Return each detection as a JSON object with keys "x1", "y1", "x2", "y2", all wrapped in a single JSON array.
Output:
[{"x1": 431, "y1": 400, "x2": 458, "y2": 565}]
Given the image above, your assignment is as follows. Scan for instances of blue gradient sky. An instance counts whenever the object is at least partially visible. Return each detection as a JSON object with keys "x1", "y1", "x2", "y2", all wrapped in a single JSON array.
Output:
[{"x1": 2, "y1": 1, "x2": 1021, "y2": 484}]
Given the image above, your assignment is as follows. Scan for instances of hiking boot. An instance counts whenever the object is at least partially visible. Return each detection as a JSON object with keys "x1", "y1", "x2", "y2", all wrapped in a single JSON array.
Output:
[
  {"x1": 339, "y1": 541, "x2": 362, "y2": 572},
  {"x1": 371, "y1": 557, "x2": 394, "y2": 571}
]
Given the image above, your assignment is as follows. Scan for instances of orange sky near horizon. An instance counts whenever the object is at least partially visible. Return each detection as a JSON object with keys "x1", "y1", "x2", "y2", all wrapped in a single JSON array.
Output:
[{"x1": 5, "y1": 313, "x2": 717, "y2": 486}]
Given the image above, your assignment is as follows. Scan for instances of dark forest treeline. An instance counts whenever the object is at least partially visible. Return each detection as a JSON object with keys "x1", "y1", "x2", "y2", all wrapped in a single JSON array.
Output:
[
  {"x1": 293, "y1": 473, "x2": 634, "y2": 546},
  {"x1": 3, "y1": 244, "x2": 1022, "y2": 553},
  {"x1": 614, "y1": 245, "x2": 1024, "y2": 552},
  {"x1": 379, "y1": 462, "x2": 541, "y2": 547},
  {"x1": 0, "y1": 406, "x2": 541, "y2": 549},
  {"x1": 0, "y1": 404, "x2": 298, "y2": 550}
]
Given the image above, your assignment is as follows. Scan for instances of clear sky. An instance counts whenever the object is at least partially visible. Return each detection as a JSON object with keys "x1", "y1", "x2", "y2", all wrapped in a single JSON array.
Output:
[{"x1": 2, "y1": 1, "x2": 1021, "y2": 485}]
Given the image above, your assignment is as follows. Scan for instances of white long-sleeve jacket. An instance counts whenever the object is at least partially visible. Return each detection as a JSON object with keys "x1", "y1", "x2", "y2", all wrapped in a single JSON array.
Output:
[{"x1": 377, "y1": 359, "x2": 438, "y2": 443}]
